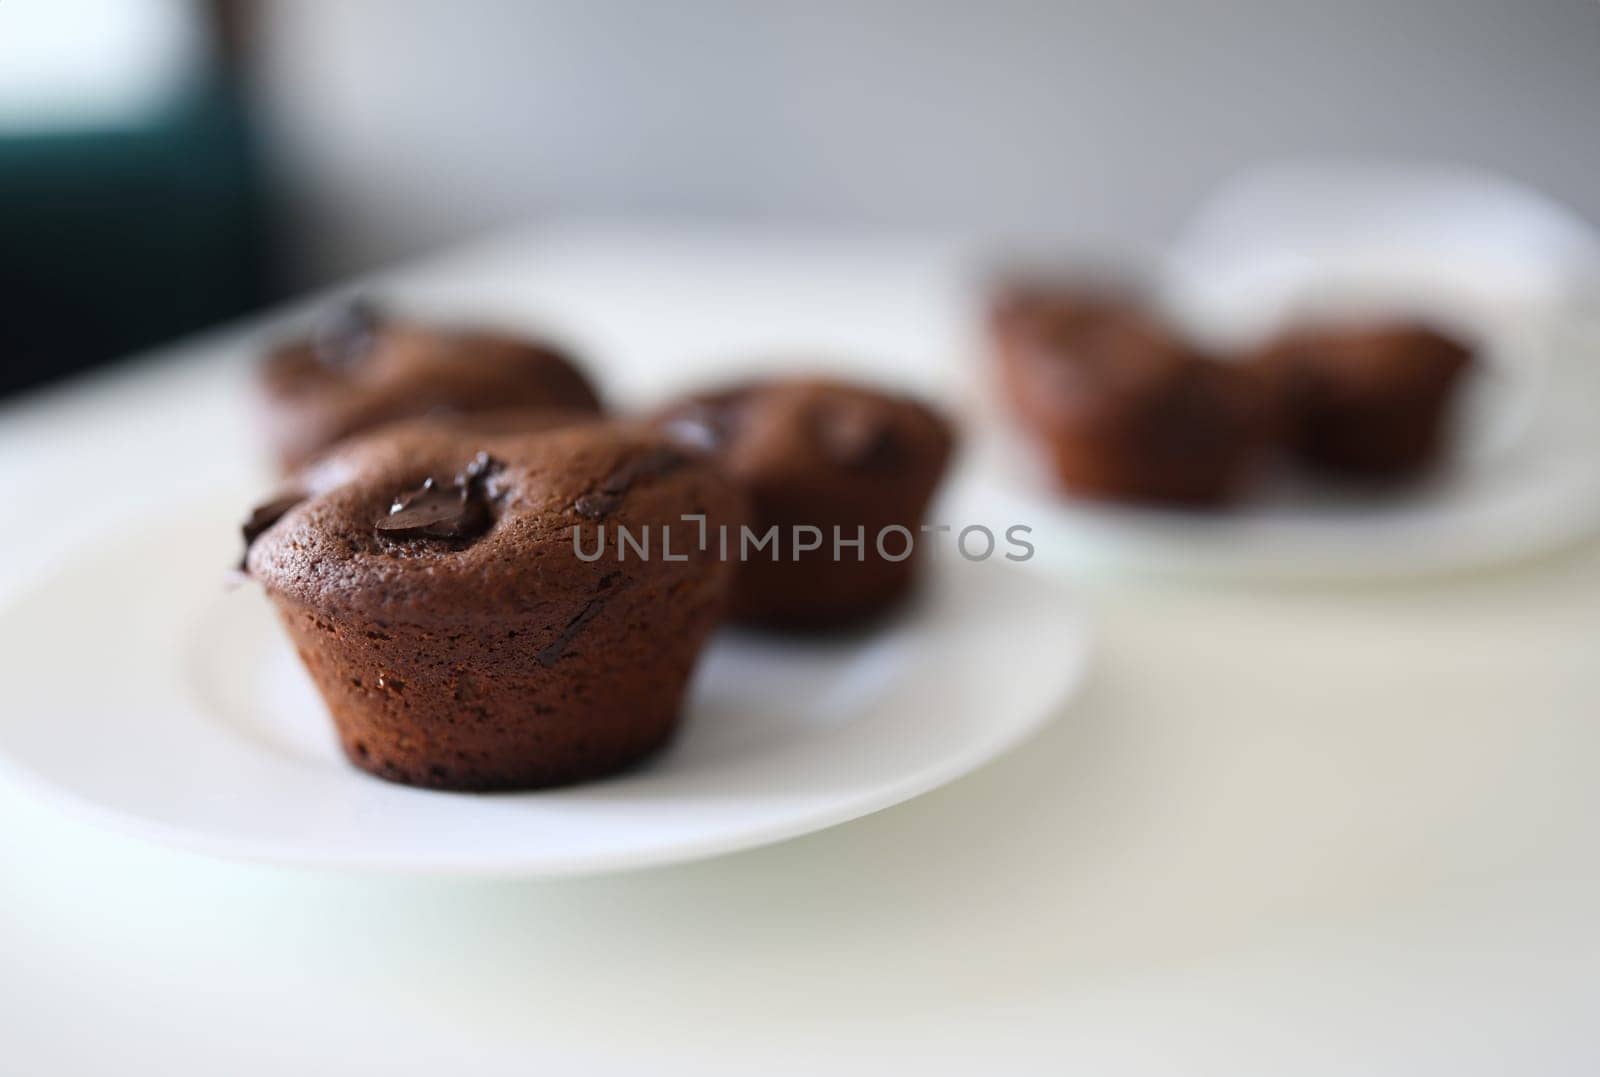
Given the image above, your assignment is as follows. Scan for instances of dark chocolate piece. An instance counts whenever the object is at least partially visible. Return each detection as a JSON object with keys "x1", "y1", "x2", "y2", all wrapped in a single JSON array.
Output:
[
  {"x1": 573, "y1": 492, "x2": 621, "y2": 520},
  {"x1": 573, "y1": 446, "x2": 688, "y2": 519},
  {"x1": 239, "y1": 492, "x2": 305, "y2": 569},
  {"x1": 374, "y1": 453, "x2": 500, "y2": 540},
  {"x1": 457, "y1": 450, "x2": 500, "y2": 487},
  {"x1": 535, "y1": 595, "x2": 612, "y2": 667}
]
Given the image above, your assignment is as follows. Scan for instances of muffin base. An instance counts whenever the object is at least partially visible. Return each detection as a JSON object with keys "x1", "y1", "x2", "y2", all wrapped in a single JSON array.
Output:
[
  {"x1": 1289, "y1": 394, "x2": 1456, "y2": 480},
  {"x1": 729, "y1": 554, "x2": 921, "y2": 629},
  {"x1": 1044, "y1": 432, "x2": 1265, "y2": 507},
  {"x1": 270, "y1": 580, "x2": 721, "y2": 792}
]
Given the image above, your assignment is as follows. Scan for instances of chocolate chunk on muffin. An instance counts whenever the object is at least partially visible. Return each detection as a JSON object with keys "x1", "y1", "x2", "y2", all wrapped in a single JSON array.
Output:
[
  {"x1": 256, "y1": 301, "x2": 603, "y2": 472},
  {"x1": 1256, "y1": 322, "x2": 1473, "y2": 480},
  {"x1": 241, "y1": 421, "x2": 744, "y2": 791},
  {"x1": 657, "y1": 378, "x2": 954, "y2": 629}
]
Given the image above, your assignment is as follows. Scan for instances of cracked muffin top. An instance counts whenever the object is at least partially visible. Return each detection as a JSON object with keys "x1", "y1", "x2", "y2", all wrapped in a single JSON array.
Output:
[
  {"x1": 256, "y1": 302, "x2": 603, "y2": 471},
  {"x1": 242, "y1": 420, "x2": 744, "y2": 621},
  {"x1": 656, "y1": 377, "x2": 954, "y2": 499}
]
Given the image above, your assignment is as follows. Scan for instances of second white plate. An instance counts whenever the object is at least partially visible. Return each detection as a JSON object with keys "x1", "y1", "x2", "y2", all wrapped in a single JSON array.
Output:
[{"x1": 959, "y1": 320, "x2": 1600, "y2": 580}]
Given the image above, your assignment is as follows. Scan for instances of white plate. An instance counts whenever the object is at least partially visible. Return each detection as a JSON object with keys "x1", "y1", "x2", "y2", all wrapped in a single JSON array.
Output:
[
  {"x1": 1162, "y1": 159, "x2": 1600, "y2": 346},
  {"x1": 0, "y1": 497, "x2": 1090, "y2": 876},
  {"x1": 958, "y1": 161, "x2": 1600, "y2": 580},
  {"x1": 962, "y1": 335, "x2": 1600, "y2": 580}
]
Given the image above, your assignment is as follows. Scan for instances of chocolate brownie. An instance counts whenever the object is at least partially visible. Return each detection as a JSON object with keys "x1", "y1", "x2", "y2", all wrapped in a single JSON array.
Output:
[
  {"x1": 241, "y1": 420, "x2": 745, "y2": 791},
  {"x1": 256, "y1": 301, "x2": 603, "y2": 471},
  {"x1": 1256, "y1": 321, "x2": 1473, "y2": 479},
  {"x1": 657, "y1": 378, "x2": 954, "y2": 628}
]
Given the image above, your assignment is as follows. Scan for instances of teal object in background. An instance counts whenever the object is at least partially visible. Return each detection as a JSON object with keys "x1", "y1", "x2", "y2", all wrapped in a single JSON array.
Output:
[{"x1": 0, "y1": 79, "x2": 274, "y2": 396}]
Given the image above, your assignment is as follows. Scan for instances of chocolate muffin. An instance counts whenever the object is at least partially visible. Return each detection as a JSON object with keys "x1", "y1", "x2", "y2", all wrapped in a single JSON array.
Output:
[
  {"x1": 998, "y1": 300, "x2": 1279, "y2": 506},
  {"x1": 241, "y1": 421, "x2": 745, "y2": 791},
  {"x1": 657, "y1": 378, "x2": 954, "y2": 629},
  {"x1": 986, "y1": 278, "x2": 1146, "y2": 432},
  {"x1": 257, "y1": 301, "x2": 603, "y2": 472},
  {"x1": 1256, "y1": 322, "x2": 1473, "y2": 480},
  {"x1": 304, "y1": 407, "x2": 601, "y2": 476}
]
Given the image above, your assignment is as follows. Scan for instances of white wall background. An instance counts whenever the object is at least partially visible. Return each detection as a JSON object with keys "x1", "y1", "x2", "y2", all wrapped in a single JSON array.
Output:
[{"x1": 252, "y1": 0, "x2": 1600, "y2": 283}]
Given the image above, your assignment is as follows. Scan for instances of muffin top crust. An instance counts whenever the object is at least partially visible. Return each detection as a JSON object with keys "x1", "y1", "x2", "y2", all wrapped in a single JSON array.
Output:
[
  {"x1": 257, "y1": 304, "x2": 603, "y2": 470},
  {"x1": 1256, "y1": 322, "x2": 1473, "y2": 398},
  {"x1": 243, "y1": 420, "x2": 744, "y2": 621},
  {"x1": 1004, "y1": 299, "x2": 1271, "y2": 435},
  {"x1": 987, "y1": 276, "x2": 1141, "y2": 346},
  {"x1": 656, "y1": 378, "x2": 954, "y2": 499}
]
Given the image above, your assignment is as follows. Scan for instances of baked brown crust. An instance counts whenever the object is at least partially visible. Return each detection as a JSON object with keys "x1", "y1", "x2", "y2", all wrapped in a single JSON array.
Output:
[
  {"x1": 657, "y1": 378, "x2": 954, "y2": 628},
  {"x1": 295, "y1": 408, "x2": 601, "y2": 489},
  {"x1": 1256, "y1": 322, "x2": 1473, "y2": 480},
  {"x1": 990, "y1": 287, "x2": 1279, "y2": 506},
  {"x1": 243, "y1": 421, "x2": 744, "y2": 791},
  {"x1": 987, "y1": 278, "x2": 1148, "y2": 431},
  {"x1": 256, "y1": 313, "x2": 603, "y2": 472}
]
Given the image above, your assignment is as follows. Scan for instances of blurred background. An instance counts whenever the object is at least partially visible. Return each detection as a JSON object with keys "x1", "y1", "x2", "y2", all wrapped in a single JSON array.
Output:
[{"x1": 3, "y1": 0, "x2": 1598, "y2": 396}]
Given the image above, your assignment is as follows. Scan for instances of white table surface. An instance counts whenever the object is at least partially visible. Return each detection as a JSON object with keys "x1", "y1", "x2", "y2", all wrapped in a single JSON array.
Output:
[{"x1": 2, "y1": 223, "x2": 1597, "y2": 1076}]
